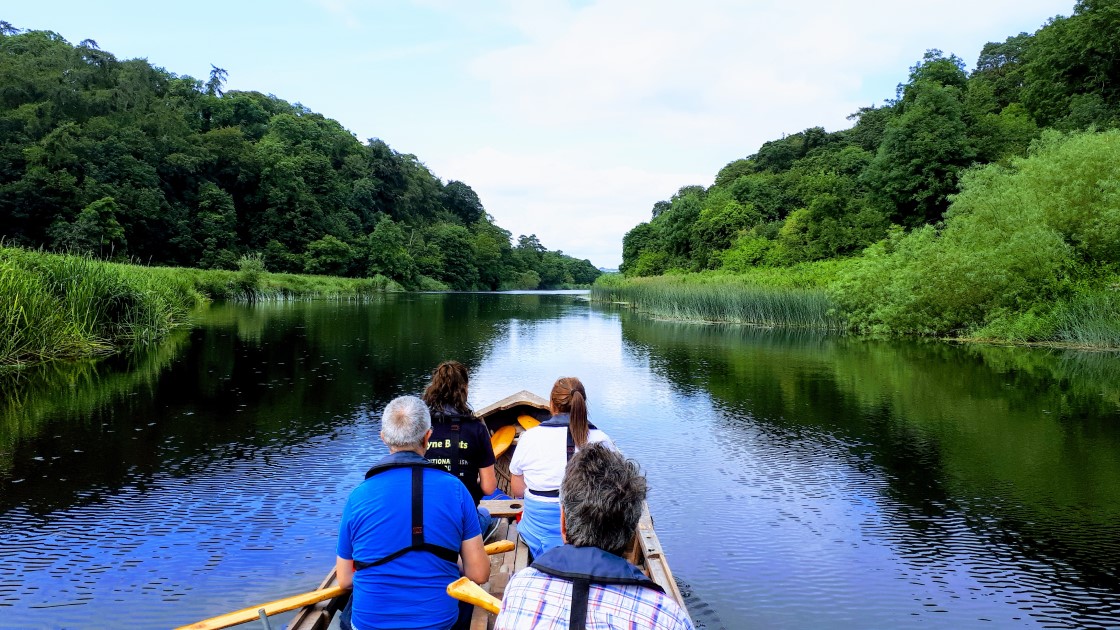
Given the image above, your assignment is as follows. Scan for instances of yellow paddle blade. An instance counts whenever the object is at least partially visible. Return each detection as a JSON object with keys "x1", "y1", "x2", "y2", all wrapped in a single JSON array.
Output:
[
  {"x1": 517, "y1": 414, "x2": 540, "y2": 430},
  {"x1": 484, "y1": 540, "x2": 514, "y2": 555},
  {"x1": 447, "y1": 576, "x2": 501, "y2": 615},
  {"x1": 491, "y1": 424, "x2": 516, "y2": 458}
]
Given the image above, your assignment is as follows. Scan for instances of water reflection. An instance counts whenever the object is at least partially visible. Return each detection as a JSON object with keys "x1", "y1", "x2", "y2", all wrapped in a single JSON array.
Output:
[
  {"x1": 0, "y1": 296, "x2": 1118, "y2": 629},
  {"x1": 618, "y1": 314, "x2": 1120, "y2": 627}
]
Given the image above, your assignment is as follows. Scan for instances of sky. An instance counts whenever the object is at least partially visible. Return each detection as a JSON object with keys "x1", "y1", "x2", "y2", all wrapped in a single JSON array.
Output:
[{"x1": 6, "y1": 1, "x2": 1076, "y2": 269}]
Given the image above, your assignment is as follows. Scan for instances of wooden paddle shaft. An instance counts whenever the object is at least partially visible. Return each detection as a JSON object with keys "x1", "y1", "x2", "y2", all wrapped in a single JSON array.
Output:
[
  {"x1": 175, "y1": 586, "x2": 347, "y2": 630},
  {"x1": 179, "y1": 541, "x2": 513, "y2": 628}
]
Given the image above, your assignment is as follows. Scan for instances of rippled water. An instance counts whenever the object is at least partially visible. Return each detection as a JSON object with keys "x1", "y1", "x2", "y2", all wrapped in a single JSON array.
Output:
[{"x1": 1, "y1": 293, "x2": 1119, "y2": 629}]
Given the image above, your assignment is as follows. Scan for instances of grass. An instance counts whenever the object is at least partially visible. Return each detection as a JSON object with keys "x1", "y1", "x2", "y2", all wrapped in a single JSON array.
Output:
[
  {"x1": 1052, "y1": 291, "x2": 1120, "y2": 348},
  {"x1": 0, "y1": 246, "x2": 405, "y2": 368},
  {"x1": 592, "y1": 265, "x2": 847, "y2": 330}
]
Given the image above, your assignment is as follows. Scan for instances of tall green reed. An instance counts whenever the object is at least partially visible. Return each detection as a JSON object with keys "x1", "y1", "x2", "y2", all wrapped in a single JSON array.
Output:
[{"x1": 592, "y1": 275, "x2": 845, "y2": 330}]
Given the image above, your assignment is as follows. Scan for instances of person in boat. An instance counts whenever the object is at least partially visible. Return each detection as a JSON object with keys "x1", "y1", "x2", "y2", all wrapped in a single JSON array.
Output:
[
  {"x1": 421, "y1": 360, "x2": 498, "y2": 537},
  {"x1": 509, "y1": 376, "x2": 614, "y2": 559},
  {"x1": 335, "y1": 395, "x2": 490, "y2": 630},
  {"x1": 495, "y1": 443, "x2": 694, "y2": 629}
]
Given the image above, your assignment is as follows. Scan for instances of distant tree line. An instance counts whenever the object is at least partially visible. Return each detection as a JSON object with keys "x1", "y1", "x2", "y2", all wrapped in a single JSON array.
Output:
[
  {"x1": 0, "y1": 23, "x2": 600, "y2": 290},
  {"x1": 621, "y1": 0, "x2": 1119, "y2": 276}
]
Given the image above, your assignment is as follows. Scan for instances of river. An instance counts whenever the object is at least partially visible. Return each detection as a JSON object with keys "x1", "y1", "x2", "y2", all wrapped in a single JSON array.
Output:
[{"x1": 1, "y1": 292, "x2": 1118, "y2": 629}]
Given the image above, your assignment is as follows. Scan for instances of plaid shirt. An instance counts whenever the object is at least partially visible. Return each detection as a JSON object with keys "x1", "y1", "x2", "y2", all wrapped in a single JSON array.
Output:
[{"x1": 494, "y1": 566, "x2": 695, "y2": 630}]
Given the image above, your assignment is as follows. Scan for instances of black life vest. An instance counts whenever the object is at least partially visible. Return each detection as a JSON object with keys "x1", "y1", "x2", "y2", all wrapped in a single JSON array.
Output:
[
  {"x1": 529, "y1": 414, "x2": 598, "y2": 498},
  {"x1": 429, "y1": 408, "x2": 476, "y2": 480},
  {"x1": 352, "y1": 454, "x2": 460, "y2": 570},
  {"x1": 531, "y1": 544, "x2": 665, "y2": 630}
]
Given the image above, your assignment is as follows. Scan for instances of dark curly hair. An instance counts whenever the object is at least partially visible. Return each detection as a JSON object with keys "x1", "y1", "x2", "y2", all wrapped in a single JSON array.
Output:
[{"x1": 422, "y1": 360, "x2": 472, "y2": 417}]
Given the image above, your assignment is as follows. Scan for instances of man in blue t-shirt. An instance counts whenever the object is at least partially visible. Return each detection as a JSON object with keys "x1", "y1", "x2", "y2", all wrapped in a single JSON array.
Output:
[{"x1": 337, "y1": 395, "x2": 490, "y2": 630}]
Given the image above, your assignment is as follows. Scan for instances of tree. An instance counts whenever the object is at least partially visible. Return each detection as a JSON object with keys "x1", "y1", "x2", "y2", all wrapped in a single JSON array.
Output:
[
  {"x1": 971, "y1": 33, "x2": 1033, "y2": 110},
  {"x1": 865, "y1": 80, "x2": 976, "y2": 227},
  {"x1": 692, "y1": 189, "x2": 761, "y2": 268},
  {"x1": 365, "y1": 215, "x2": 415, "y2": 284},
  {"x1": 620, "y1": 222, "x2": 659, "y2": 276},
  {"x1": 206, "y1": 65, "x2": 228, "y2": 97},
  {"x1": 304, "y1": 234, "x2": 356, "y2": 276},
  {"x1": 1021, "y1": 0, "x2": 1120, "y2": 129},
  {"x1": 425, "y1": 223, "x2": 479, "y2": 290},
  {"x1": 442, "y1": 180, "x2": 485, "y2": 225},
  {"x1": 196, "y1": 182, "x2": 238, "y2": 269},
  {"x1": 50, "y1": 196, "x2": 126, "y2": 256}
]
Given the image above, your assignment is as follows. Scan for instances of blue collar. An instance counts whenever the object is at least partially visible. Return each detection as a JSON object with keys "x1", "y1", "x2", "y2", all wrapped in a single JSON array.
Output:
[
  {"x1": 540, "y1": 413, "x2": 572, "y2": 427},
  {"x1": 531, "y1": 544, "x2": 664, "y2": 591}
]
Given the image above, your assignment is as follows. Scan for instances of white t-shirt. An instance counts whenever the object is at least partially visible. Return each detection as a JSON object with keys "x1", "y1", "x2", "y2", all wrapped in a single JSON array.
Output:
[{"x1": 509, "y1": 424, "x2": 613, "y2": 502}]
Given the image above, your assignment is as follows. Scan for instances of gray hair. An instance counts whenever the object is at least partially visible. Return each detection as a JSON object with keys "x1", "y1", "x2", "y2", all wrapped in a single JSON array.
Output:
[
  {"x1": 381, "y1": 396, "x2": 431, "y2": 448},
  {"x1": 561, "y1": 443, "x2": 647, "y2": 555}
]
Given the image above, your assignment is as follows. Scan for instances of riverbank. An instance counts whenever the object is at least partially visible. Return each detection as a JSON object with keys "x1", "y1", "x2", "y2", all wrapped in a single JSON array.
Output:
[
  {"x1": 591, "y1": 263, "x2": 1120, "y2": 349},
  {"x1": 0, "y1": 247, "x2": 403, "y2": 368},
  {"x1": 591, "y1": 265, "x2": 847, "y2": 330}
]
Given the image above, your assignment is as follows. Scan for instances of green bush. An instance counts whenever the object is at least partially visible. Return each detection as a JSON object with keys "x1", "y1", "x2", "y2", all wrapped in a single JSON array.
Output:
[{"x1": 834, "y1": 129, "x2": 1120, "y2": 337}]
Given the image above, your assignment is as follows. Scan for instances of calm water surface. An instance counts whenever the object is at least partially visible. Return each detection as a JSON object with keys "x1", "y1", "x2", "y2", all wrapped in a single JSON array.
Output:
[{"x1": 1, "y1": 293, "x2": 1119, "y2": 629}]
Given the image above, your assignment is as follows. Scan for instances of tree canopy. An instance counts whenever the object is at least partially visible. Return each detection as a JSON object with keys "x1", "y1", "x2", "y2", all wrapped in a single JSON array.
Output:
[
  {"x1": 620, "y1": 1, "x2": 1117, "y2": 276},
  {"x1": 0, "y1": 25, "x2": 599, "y2": 290}
]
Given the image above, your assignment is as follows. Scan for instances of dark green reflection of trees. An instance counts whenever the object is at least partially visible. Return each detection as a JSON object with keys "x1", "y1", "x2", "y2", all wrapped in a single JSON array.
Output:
[
  {"x1": 0, "y1": 294, "x2": 567, "y2": 515},
  {"x1": 0, "y1": 329, "x2": 193, "y2": 480},
  {"x1": 620, "y1": 314, "x2": 1120, "y2": 588}
]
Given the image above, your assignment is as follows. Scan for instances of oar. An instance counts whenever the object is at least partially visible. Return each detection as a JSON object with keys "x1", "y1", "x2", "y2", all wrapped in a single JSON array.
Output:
[
  {"x1": 178, "y1": 542, "x2": 514, "y2": 630},
  {"x1": 447, "y1": 576, "x2": 502, "y2": 615},
  {"x1": 517, "y1": 414, "x2": 540, "y2": 429},
  {"x1": 484, "y1": 539, "x2": 514, "y2": 554},
  {"x1": 491, "y1": 424, "x2": 516, "y2": 458},
  {"x1": 175, "y1": 585, "x2": 347, "y2": 630}
]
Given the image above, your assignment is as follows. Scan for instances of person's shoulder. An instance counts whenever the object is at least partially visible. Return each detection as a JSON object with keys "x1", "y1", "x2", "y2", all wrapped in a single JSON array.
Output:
[
  {"x1": 505, "y1": 566, "x2": 552, "y2": 592},
  {"x1": 639, "y1": 587, "x2": 694, "y2": 628},
  {"x1": 428, "y1": 466, "x2": 474, "y2": 495},
  {"x1": 588, "y1": 428, "x2": 614, "y2": 443}
]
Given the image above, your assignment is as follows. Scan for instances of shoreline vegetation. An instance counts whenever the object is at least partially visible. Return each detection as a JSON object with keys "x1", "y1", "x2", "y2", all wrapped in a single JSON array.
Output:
[
  {"x1": 0, "y1": 246, "x2": 406, "y2": 368},
  {"x1": 594, "y1": 129, "x2": 1120, "y2": 349},
  {"x1": 1, "y1": 245, "x2": 598, "y2": 369},
  {"x1": 607, "y1": 3, "x2": 1120, "y2": 351}
]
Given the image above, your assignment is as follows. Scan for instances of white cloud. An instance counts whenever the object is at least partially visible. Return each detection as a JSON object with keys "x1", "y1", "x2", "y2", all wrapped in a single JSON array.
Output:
[
  {"x1": 439, "y1": 147, "x2": 709, "y2": 268},
  {"x1": 439, "y1": 0, "x2": 1071, "y2": 267}
]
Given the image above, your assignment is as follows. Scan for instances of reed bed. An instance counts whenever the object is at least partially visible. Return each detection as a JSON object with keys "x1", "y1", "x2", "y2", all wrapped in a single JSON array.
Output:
[
  {"x1": 1052, "y1": 291, "x2": 1120, "y2": 348},
  {"x1": 1, "y1": 247, "x2": 206, "y2": 366},
  {"x1": 1, "y1": 247, "x2": 404, "y2": 367},
  {"x1": 592, "y1": 275, "x2": 845, "y2": 330}
]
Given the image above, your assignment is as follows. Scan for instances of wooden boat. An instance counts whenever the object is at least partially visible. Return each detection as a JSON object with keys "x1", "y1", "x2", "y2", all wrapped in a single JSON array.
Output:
[{"x1": 182, "y1": 390, "x2": 688, "y2": 630}]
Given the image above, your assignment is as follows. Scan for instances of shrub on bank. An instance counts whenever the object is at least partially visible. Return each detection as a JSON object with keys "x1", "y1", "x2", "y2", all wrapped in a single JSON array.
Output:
[{"x1": 833, "y1": 129, "x2": 1120, "y2": 340}]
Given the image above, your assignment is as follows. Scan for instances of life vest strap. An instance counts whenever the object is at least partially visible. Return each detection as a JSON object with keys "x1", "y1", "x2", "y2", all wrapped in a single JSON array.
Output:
[{"x1": 354, "y1": 462, "x2": 459, "y2": 570}]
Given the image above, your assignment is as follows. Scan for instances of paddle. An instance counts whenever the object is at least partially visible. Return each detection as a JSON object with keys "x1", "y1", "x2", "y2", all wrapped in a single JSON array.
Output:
[
  {"x1": 484, "y1": 539, "x2": 514, "y2": 554},
  {"x1": 447, "y1": 576, "x2": 502, "y2": 615},
  {"x1": 491, "y1": 424, "x2": 516, "y2": 457},
  {"x1": 178, "y1": 542, "x2": 515, "y2": 630},
  {"x1": 516, "y1": 414, "x2": 540, "y2": 430},
  {"x1": 174, "y1": 586, "x2": 347, "y2": 630}
]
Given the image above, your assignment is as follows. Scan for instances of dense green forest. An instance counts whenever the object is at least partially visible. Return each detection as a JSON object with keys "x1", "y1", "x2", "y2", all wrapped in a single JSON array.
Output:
[
  {"x1": 615, "y1": 0, "x2": 1120, "y2": 342},
  {"x1": 0, "y1": 22, "x2": 599, "y2": 291}
]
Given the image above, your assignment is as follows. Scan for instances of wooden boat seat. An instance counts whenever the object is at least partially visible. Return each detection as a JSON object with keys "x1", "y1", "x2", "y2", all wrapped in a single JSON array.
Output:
[{"x1": 478, "y1": 499, "x2": 524, "y2": 519}]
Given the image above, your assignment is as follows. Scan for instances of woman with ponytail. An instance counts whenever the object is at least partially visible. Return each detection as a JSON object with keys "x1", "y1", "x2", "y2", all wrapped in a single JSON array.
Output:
[{"x1": 509, "y1": 376, "x2": 615, "y2": 558}]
